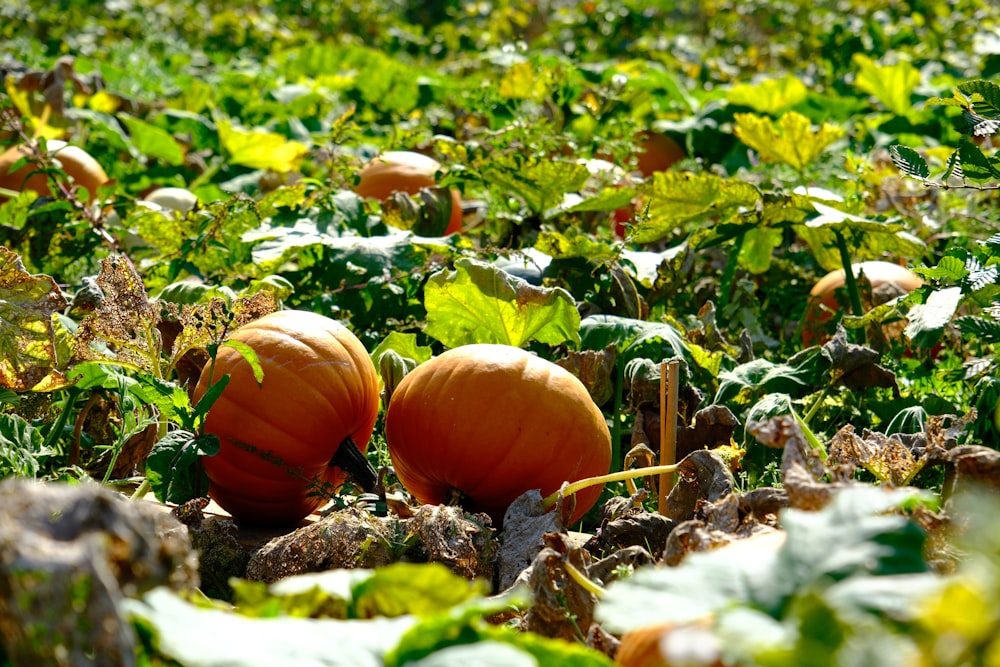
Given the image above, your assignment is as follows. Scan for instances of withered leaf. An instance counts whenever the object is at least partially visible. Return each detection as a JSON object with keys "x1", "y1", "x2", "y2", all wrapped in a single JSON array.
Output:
[{"x1": 0, "y1": 247, "x2": 69, "y2": 390}]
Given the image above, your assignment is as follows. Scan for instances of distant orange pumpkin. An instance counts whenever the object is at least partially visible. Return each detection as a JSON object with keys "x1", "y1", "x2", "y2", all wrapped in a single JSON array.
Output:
[{"x1": 354, "y1": 150, "x2": 464, "y2": 234}]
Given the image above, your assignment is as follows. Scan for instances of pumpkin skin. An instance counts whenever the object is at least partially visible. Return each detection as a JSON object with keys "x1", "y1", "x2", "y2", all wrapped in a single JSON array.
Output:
[
  {"x1": 384, "y1": 344, "x2": 612, "y2": 526},
  {"x1": 0, "y1": 140, "x2": 109, "y2": 203},
  {"x1": 354, "y1": 150, "x2": 464, "y2": 235},
  {"x1": 192, "y1": 310, "x2": 380, "y2": 525},
  {"x1": 801, "y1": 261, "x2": 923, "y2": 347}
]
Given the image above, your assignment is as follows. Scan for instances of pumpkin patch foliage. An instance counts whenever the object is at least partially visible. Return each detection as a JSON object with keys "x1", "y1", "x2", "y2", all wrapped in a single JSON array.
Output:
[{"x1": 5, "y1": 0, "x2": 1000, "y2": 664}]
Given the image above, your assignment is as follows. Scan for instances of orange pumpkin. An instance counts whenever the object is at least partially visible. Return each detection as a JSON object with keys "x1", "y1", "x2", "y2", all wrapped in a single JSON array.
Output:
[
  {"x1": 0, "y1": 139, "x2": 109, "y2": 203},
  {"x1": 192, "y1": 310, "x2": 380, "y2": 525},
  {"x1": 801, "y1": 261, "x2": 923, "y2": 347},
  {"x1": 634, "y1": 130, "x2": 685, "y2": 179},
  {"x1": 354, "y1": 150, "x2": 464, "y2": 234},
  {"x1": 384, "y1": 344, "x2": 612, "y2": 525}
]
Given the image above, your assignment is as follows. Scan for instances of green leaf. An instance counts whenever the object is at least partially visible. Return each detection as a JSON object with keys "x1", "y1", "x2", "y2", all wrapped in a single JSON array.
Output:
[
  {"x1": 0, "y1": 413, "x2": 55, "y2": 478},
  {"x1": 479, "y1": 158, "x2": 590, "y2": 215},
  {"x1": 635, "y1": 172, "x2": 761, "y2": 243},
  {"x1": 852, "y1": 54, "x2": 921, "y2": 116},
  {"x1": 958, "y1": 79, "x2": 1000, "y2": 116},
  {"x1": 145, "y1": 430, "x2": 217, "y2": 504},
  {"x1": 534, "y1": 228, "x2": 619, "y2": 262},
  {"x1": 733, "y1": 111, "x2": 845, "y2": 171},
  {"x1": 888, "y1": 145, "x2": 930, "y2": 180},
  {"x1": 957, "y1": 141, "x2": 1000, "y2": 183},
  {"x1": 223, "y1": 340, "x2": 264, "y2": 384},
  {"x1": 739, "y1": 227, "x2": 784, "y2": 274},
  {"x1": 217, "y1": 119, "x2": 309, "y2": 173},
  {"x1": 795, "y1": 202, "x2": 926, "y2": 272},
  {"x1": 351, "y1": 563, "x2": 489, "y2": 618},
  {"x1": 905, "y1": 286, "x2": 962, "y2": 346},
  {"x1": 119, "y1": 113, "x2": 185, "y2": 166},
  {"x1": 728, "y1": 75, "x2": 809, "y2": 114},
  {"x1": 370, "y1": 332, "x2": 432, "y2": 373},
  {"x1": 714, "y1": 349, "x2": 829, "y2": 405},
  {"x1": 579, "y1": 314, "x2": 691, "y2": 367},
  {"x1": 0, "y1": 247, "x2": 70, "y2": 391},
  {"x1": 423, "y1": 257, "x2": 581, "y2": 348},
  {"x1": 231, "y1": 563, "x2": 487, "y2": 620},
  {"x1": 126, "y1": 587, "x2": 414, "y2": 667}
]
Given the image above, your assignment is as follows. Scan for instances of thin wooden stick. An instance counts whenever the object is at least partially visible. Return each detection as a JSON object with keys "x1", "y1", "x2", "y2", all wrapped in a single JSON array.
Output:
[{"x1": 658, "y1": 360, "x2": 680, "y2": 514}]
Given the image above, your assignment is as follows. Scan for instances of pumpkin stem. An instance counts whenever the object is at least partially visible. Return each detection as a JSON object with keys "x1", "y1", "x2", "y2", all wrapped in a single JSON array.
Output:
[
  {"x1": 329, "y1": 437, "x2": 379, "y2": 493},
  {"x1": 540, "y1": 463, "x2": 681, "y2": 512}
]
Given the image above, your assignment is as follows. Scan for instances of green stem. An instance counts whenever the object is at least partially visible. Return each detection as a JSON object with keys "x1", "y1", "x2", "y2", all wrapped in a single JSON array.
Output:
[
  {"x1": 130, "y1": 478, "x2": 151, "y2": 501},
  {"x1": 540, "y1": 463, "x2": 680, "y2": 511},
  {"x1": 718, "y1": 231, "x2": 745, "y2": 314},
  {"x1": 833, "y1": 230, "x2": 862, "y2": 317},
  {"x1": 801, "y1": 384, "x2": 830, "y2": 427},
  {"x1": 42, "y1": 386, "x2": 82, "y2": 454}
]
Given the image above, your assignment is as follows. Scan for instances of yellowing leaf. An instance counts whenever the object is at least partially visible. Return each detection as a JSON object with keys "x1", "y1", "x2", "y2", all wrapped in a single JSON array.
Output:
[
  {"x1": 499, "y1": 61, "x2": 546, "y2": 100},
  {"x1": 728, "y1": 75, "x2": 809, "y2": 115},
  {"x1": 85, "y1": 90, "x2": 123, "y2": 113},
  {"x1": 4, "y1": 80, "x2": 64, "y2": 140},
  {"x1": 0, "y1": 248, "x2": 69, "y2": 391},
  {"x1": 734, "y1": 111, "x2": 845, "y2": 171},
  {"x1": 853, "y1": 54, "x2": 921, "y2": 116},
  {"x1": 217, "y1": 120, "x2": 309, "y2": 173}
]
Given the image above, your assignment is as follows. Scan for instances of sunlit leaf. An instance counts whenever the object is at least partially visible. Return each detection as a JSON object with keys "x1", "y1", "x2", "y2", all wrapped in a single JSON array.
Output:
[
  {"x1": 125, "y1": 587, "x2": 413, "y2": 667},
  {"x1": 217, "y1": 119, "x2": 309, "y2": 173},
  {"x1": 0, "y1": 248, "x2": 69, "y2": 391},
  {"x1": 728, "y1": 75, "x2": 809, "y2": 114},
  {"x1": 734, "y1": 111, "x2": 845, "y2": 171},
  {"x1": 479, "y1": 158, "x2": 590, "y2": 215},
  {"x1": 534, "y1": 229, "x2": 619, "y2": 262},
  {"x1": 795, "y1": 202, "x2": 927, "y2": 272},
  {"x1": 852, "y1": 54, "x2": 921, "y2": 116},
  {"x1": 423, "y1": 257, "x2": 581, "y2": 348},
  {"x1": 905, "y1": 286, "x2": 962, "y2": 346},
  {"x1": 635, "y1": 171, "x2": 761, "y2": 243}
]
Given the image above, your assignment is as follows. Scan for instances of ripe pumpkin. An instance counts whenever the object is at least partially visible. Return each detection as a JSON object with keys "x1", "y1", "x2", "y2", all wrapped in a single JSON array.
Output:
[
  {"x1": 801, "y1": 261, "x2": 923, "y2": 347},
  {"x1": 0, "y1": 139, "x2": 109, "y2": 203},
  {"x1": 384, "y1": 344, "x2": 612, "y2": 526},
  {"x1": 634, "y1": 130, "x2": 685, "y2": 179},
  {"x1": 354, "y1": 150, "x2": 464, "y2": 234},
  {"x1": 192, "y1": 310, "x2": 380, "y2": 525}
]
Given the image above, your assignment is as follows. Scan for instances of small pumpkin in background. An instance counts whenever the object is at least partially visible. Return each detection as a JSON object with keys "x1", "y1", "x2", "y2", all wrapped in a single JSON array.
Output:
[
  {"x1": 384, "y1": 344, "x2": 612, "y2": 526},
  {"x1": 0, "y1": 139, "x2": 109, "y2": 203},
  {"x1": 192, "y1": 309, "x2": 380, "y2": 525},
  {"x1": 800, "y1": 260, "x2": 923, "y2": 347},
  {"x1": 354, "y1": 150, "x2": 464, "y2": 235}
]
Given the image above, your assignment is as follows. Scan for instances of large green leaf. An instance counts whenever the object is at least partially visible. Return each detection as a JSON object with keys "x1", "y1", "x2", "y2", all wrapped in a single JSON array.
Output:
[
  {"x1": 634, "y1": 172, "x2": 761, "y2": 243},
  {"x1": 478, "y1": 158, "x2": 590, "y2": 215},
  {"x1": 423, "y1": 258, "x2": 580, "y2": 348},
  {"x1": 714, "y1": 348, "x2": 829, "y2": 405},
  {"x1": 119, "y1": 113, "x2": 185, "y2": 166}
]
